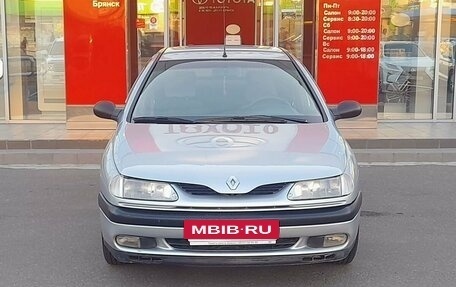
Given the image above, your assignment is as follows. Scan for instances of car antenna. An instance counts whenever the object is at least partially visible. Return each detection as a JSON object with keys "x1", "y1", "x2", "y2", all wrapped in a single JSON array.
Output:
[{"x1": 222, "y1": 4, "x2": 227, "y2": 58}]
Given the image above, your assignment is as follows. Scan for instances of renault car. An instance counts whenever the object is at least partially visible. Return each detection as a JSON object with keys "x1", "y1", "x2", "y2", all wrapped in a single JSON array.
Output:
[{"x1": 94, "y1": 46, "x2": 362, "y2": 266}]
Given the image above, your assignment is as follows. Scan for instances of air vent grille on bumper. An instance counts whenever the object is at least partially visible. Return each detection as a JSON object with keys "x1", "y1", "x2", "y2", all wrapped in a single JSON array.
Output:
[{"x1": 166, "y1": 238, "x2": 300, "y2": 251}]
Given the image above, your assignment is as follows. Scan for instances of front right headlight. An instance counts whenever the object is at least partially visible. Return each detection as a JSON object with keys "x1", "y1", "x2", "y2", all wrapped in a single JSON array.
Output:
[{"x1": 110, "y1": 176, "x2": 178, "y2": 202}]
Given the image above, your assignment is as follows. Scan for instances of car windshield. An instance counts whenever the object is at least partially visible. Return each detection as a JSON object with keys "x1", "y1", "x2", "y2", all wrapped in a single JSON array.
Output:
[
  {"x1": 131, "y1": 60, "x2": 323, "y2": 123},
  {"x1": 383, "y1": 43, "x2": 425, "y2": 57}
]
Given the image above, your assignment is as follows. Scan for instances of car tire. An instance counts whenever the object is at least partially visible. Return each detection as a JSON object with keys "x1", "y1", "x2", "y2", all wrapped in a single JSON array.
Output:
[
  {"x1": 102, "y1": 238, "x2": 121, "y2": 265},
  {"x1": 337, "y1": 231, "x2": 359, "y2": 265}
]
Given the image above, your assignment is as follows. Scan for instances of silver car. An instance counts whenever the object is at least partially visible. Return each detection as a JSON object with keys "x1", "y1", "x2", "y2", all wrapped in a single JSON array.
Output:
[{"x1": 94, "y1": 46, "x2": 362, "y2": 266}]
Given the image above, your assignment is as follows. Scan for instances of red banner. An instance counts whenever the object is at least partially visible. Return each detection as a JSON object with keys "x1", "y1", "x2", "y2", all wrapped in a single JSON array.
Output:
[
  {"x1": 316, "y1": 0, "x2": 381, "y2": 104},
  {"x1": 63, "y1": 0, "x2": 127, "y2": 105},
  {"x1": 185, "y1": 0, "x2": 255, "y2": 45}
]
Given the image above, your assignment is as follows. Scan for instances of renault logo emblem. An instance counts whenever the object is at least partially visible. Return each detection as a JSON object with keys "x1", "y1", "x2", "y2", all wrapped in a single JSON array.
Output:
[
  {"x1": 192, "y1": 0, "x2": 208, "y2": 5},
  {"x1": 226, "y1": 176, "x2": 240, "y2": 190}
]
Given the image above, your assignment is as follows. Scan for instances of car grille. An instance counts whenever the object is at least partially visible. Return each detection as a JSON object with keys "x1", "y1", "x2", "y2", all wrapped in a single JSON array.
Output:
[
  {"x1": 175, "y1": 182, "x2": 289, "y2": 196},
  {"x1": 166, "y1": 238, "x2": 299, "y2": 251}
]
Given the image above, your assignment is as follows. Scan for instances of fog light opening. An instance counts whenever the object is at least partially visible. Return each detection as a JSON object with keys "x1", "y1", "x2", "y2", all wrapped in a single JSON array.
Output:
[
  {"x1": 307, "y1": 233, "x2": 348, "y2": 248},
  {"x1": 116, "y1": 235, "x2": 141, "y2": 248},
  {"x1": 115, "y1": 235, "x2": 157, "y2": 249},
  {"x1": 323, "y1": 234, "x2": 347, "y2": 248}
]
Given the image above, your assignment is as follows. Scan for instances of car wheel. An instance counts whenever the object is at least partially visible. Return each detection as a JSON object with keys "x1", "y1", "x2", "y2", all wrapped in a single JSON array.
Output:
[
  {"x1": 337, "y1": 231, "x2": 359, "y2": 265},
  {"x1": 102, "y1": 238, "x2": 121, "y2": 265}
]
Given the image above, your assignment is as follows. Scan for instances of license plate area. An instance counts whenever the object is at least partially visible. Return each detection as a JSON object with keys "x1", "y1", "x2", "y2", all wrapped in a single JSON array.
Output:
[
  {"x1": 189, "y1": 240, "x2": 277, "y2": 246},
  {"x1": 184, "y1": 220, "x2": 280, "y2": 246}
]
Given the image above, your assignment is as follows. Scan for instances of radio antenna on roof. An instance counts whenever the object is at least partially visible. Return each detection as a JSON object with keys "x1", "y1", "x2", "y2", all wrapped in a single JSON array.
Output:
[{"x1": 222, "y1": 3, "x2": 227, "y2": 58}]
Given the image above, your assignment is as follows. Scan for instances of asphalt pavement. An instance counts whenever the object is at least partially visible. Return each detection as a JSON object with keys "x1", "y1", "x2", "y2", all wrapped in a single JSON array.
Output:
[{"x1": 0, "y1": 165, "x2": 455, "y2": 287}]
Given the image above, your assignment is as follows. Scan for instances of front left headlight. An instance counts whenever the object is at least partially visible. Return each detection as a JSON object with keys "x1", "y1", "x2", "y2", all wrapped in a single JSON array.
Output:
[
  {"x1": 287, "y1": 141, "x2": 358, "y2": 201},
  {"x1": 110, "y1": 176, "x2": 179, "y2": 202},
  {"x1": 288, "y1": 144, "x2": 357, "y2": 201}
]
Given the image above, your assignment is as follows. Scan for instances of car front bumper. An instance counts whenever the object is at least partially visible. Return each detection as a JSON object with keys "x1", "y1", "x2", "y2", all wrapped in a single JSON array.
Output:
[{"x1": 99, "y1": 193, "x2": 361, "y2": 266}]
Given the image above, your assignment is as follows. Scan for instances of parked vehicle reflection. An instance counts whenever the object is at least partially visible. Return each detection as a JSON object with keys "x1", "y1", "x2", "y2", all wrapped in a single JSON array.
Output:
[{"x1": 379, "y1": 41, "x2": 434, "y2": 114}]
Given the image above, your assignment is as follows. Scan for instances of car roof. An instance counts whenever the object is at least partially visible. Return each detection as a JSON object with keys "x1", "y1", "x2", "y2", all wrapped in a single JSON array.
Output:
[
  {"x1": 160, "y1": 46, "x2": 291, "y2": 61},
  {"x1": 381, "y1": 41, "x2": 419, "y2": 45}
]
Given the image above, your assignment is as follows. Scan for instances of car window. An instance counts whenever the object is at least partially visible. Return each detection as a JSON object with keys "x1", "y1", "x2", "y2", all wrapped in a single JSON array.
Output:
[
  {"x1": 383, "y1": 43, "x2": 425, "y2": 57},
  {"x1": 50, "y1": 41, "x2": 64, "y2": 56},
  {"x1": 132, "y1": 60, "x2": 323, "y2": 122}
]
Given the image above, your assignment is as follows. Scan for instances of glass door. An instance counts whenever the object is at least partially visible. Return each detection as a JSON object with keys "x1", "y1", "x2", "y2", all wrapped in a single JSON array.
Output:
[
  {"x1": 436, "y1": 0, "x2": 456, "y2": 119},
  {"x1": 259, "y1": 0, "x2": 275, "y2": 46},
  {"x1": 4, "y1": 0, "x2": 66, "y2": 121},
  {"x1": 256, "y1": 0, "x2": 310, "y2": 64},
  {"x1": 278, "y1": 0, "x2": 304, "y2": 60},
  {"x1": 378, "y1": 0, "x2": 437, "y2": 120},
  {"x1": 0, "y1": 0, "x2": 5, "y2": 120},
  {"x1": 137, "y1": 0, "x2": 166, "y2": 71}
]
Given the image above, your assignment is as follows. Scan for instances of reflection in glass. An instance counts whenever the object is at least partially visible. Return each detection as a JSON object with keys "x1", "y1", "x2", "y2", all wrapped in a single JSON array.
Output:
[
  {"x1": 262, "y1": 0, "x2": 274, "y2": 46},
  {"x1": 137, "y1": 0, "x2": 165, "y2": 71},
  {"x1": 0, "y1": 22, "x2": 4, "y2": 120},
  {"x1": 6, "y1": 0, "x2": 66, "y2": 120},
  {"x1": 378, "y1": 0, "x2": 436, "y2": 120},
  {"x1": 437, "y1": 2, "x2": 456, "y2": 119},
  {"x1": 279, "y1": 0, "x2": 303, "y2": 60},
  {"x1": 169, "y1": 0, "x2": 181, "y2": 47}
]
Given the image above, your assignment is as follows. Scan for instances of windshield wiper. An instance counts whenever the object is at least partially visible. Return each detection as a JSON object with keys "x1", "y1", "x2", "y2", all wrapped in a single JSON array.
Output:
[
  {"x1": 197, "y1": 115, "x2": 308, "y2": 124},
  {"x1": 132, "y1": 116, "x2": 197, "y2": 124}
]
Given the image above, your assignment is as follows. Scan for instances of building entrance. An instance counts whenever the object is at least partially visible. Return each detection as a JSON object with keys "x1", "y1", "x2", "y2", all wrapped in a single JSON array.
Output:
[{"x1": 136, "y1": 0, "x2": 314, "y2": 71}]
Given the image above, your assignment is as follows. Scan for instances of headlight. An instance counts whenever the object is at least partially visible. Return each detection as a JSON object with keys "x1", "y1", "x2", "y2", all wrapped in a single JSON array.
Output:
[
  {"x1": 110, "y1": 176, "x2": 178, "y2": 201},
  {"x1": 287, "y1": 174, "x2": 354, "y2": 201}
]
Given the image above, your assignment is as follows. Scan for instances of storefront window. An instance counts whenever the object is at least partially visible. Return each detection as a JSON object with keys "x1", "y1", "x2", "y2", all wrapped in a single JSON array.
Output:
[
  {"x1": 5, "y1": 0, "x2": 65, "y2": 121},
  {"x1": 169, "y1": 0, "x2": 181, "y2": 47},
  {"x1": 0, "y1": 19, "x2": 4, "y2": 120},
  {"x1": 279, "y1": 0, "x2": 303, "y2": 60},
  {"x1": 262, "y1": 0, "x2": 274, "y2": 46},
  {"x1": 437, "y1": 1, "x2": 456, "y2": 119},
  {"x1": 137, "y1": 0, "x2": 165, "y2": 71},
  {"x1": 379, "y1": 0, "x2": 437, "y2": 120}
]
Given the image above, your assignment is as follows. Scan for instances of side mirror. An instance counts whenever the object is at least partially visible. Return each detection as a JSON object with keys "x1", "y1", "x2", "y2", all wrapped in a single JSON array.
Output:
[
  {"x1": 330, "y1": 100, "x2": 362, "y2": 120},
  {"x1": 93, "y1": 101, "x2": 122, "y2": 122}
]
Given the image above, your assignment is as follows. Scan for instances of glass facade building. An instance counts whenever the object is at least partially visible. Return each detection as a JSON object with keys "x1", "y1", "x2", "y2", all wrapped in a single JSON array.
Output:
[
  {"x1": 379, "y1": 0, "x2": 456, "y2": 120},
  {"x1": 0, "y1": 0, "x2": 455, "y2": 125}
]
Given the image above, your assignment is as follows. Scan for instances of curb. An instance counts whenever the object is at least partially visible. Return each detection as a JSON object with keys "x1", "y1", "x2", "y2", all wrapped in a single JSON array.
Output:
[
  {"x1": 0, "y1": 149, "x2": 104, "y2": 165},
  {"x1": 0, "y1": 139, "x2": 108, "y2": 150},
  {"x1": 354, "y1": 149, "x2": 456, "y2": 163}
]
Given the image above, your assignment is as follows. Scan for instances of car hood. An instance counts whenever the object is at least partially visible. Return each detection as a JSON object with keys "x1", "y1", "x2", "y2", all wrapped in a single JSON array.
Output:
[
  {"x1": 382, "y1": 57, "x2": 434, "y2": 68},
  {"x1": 112, "y1": 123, "x2": 347, "y2": 193},
  {"x1": 47, "y1": 55, "x2": 64, "y2": 61}
]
